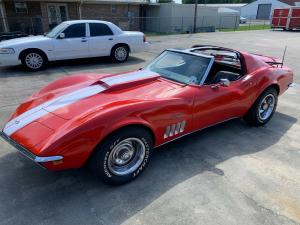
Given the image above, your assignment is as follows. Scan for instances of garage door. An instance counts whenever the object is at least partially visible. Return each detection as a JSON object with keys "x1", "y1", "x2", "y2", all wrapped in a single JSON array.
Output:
[{"x1": 257, "y1": 4, "x2": 272, "y2": 19}]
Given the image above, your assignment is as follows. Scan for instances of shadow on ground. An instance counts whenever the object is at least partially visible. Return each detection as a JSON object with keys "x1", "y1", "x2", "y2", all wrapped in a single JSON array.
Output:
[
  {"x1": 0, "y1": 112, "x2": 297, "y2": 225},
  {"x1": 0, "y1": 56, "x2": 146, "y2": 78}
]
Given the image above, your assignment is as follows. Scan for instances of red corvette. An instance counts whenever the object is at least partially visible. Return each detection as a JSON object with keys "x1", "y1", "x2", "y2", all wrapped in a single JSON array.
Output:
[{"x1": 1, "y1": 46, "x2": 293, "y2": 185}]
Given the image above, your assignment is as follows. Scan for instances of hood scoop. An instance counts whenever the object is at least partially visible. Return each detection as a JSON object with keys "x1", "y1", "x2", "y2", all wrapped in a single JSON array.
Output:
[{"x1": 96, "y1": 70, "x2": 160, "y2": 91}]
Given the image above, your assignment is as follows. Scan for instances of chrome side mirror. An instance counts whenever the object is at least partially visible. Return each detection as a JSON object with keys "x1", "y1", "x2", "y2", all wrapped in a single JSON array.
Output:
[
  {"x1": 58, "y1": 33, "x2": 65, "y2": 39},
  {"x1": 220, "y1": 78, "x2": 230, "y2": 87}
]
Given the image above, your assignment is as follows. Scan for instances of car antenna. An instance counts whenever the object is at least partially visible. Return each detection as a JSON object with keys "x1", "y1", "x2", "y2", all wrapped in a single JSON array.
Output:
[{"x1": 281, "y1": 46, "x2": 287, "y2": 68}]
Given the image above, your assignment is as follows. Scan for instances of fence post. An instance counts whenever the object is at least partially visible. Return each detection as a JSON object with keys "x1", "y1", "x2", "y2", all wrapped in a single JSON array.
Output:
[
  {"x1": 182, "y1": 16, "x2": 183, "y2": 33},
  {"x1": 158, "y1": 17, "x2": 160, "y2": 33},
  {"x1": 248, "y1": 17, "x2": 251, "y2": 30},
  {"x1": 234, "y1": 16, "x2": 237, "y2": 31}
]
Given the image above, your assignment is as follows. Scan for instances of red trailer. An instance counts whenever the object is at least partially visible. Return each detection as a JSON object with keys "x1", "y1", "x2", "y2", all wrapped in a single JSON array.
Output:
[{"x1": 272, "y1": 7, "x2": 300, "y2": 30}]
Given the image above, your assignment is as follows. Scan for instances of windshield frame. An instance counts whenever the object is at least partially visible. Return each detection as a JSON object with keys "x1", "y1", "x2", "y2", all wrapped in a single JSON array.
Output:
[
  {"x1": 144, "y1": 49, "x2": 214, "y2": 86},
  {"x1": 46, "y1": 23, "x2": 69, "y2": 38}
]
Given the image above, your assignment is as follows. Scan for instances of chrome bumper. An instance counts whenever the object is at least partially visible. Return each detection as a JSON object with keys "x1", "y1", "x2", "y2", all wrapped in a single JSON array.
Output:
[
  {"x1": 0, "y1": 131, "x2": 63, "y2": 164},
  {"x1": 288, "y1": 83, "x2": 296, "y2": 88}
]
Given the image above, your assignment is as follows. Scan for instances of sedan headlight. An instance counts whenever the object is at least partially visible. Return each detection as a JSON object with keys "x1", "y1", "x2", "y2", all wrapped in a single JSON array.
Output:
[{"x1": 0, "y1": 48, "x2": 15, "y2": 54}]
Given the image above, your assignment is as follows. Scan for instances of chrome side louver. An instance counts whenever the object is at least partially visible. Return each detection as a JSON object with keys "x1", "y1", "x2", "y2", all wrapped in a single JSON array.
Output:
[{"x1": 164, "y1": 121, "x2": 186, "y2": 139}]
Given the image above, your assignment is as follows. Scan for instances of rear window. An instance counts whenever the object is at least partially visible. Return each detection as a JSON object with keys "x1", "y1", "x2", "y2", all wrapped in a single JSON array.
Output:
[{"x1": 89, "y1": 23, "x2": 113, "y2": 36}]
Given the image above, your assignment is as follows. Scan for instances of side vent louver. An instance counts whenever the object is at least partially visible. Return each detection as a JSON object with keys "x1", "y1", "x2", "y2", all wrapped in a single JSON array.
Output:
[{"x1": 164, "y1": 120, "x2": 186, "y2": 139}]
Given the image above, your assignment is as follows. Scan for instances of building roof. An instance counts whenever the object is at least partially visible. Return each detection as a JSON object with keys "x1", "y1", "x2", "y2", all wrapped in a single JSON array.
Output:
[
  {"x1": 198, "y1": 3, "x2": 247, "y2": 7},
  {"x1": 278, "y1": 0, "x2": 300, "y2": 5},
  {"x1": 83, "y1": 0, "x2": 148, "y2": 3},
  {"x1": 218, "y1": 7, "x2": 240, "y2": 13}
]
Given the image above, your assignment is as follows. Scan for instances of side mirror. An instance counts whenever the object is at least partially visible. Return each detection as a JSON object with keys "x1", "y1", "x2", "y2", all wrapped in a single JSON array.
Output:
[
  {"x1": 58, "y1": 33, "x2": 65, "y2": 39},
  {"x1": 220, "y1": 78, "x2": 230, "y2": 87}
]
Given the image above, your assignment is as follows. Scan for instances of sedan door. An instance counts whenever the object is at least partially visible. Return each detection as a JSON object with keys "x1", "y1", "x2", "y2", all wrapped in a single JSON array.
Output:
[
  {"x1": 87, "y1": 23, "x2": 116, "y2": 57},
  {"x1": 53, "y1": 23, "x2": 89, "y2": 60}
]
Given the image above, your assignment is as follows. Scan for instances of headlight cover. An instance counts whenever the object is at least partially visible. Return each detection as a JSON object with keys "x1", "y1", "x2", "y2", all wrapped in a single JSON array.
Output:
[{"x1": 0, "y1": 48, "x2": 15, "y2": 54}]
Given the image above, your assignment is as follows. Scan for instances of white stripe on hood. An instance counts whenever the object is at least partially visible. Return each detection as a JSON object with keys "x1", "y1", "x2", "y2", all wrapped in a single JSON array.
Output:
[{"x1": 3, "y1": 70, "x2": 158, "y2": 136}]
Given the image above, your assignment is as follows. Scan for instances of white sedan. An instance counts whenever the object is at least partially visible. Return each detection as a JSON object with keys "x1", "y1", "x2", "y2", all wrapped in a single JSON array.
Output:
[{"x1": 0, "y1": 20, "x2": 149, "y2": 70}]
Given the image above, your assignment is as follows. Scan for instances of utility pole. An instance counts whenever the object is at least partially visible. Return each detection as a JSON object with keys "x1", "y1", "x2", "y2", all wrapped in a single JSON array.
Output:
[
  {"x1": 193, "y1": 0, "x2": 198, "y2": 33},
  {"x1": 79, "y1": 0, "x2": 83, "y2": 20}
]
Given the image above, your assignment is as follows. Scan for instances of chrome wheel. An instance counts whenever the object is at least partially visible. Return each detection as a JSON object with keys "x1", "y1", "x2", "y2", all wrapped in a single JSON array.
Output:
[
  {"x1": 108, "y1": 138, "x2": 145, "y2": 176},
  {"x1": 25, "y1": 53, "x2": 43, "y2": 70},
  {"x1": 258, "y1": 94, "x2": 275, "y2": 121},
  {"x1": 114, "y1": 46, "x2": 128, "y2": 61}
]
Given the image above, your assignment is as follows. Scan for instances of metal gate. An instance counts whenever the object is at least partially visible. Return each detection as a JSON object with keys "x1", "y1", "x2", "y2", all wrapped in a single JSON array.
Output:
[{"x1": 257, "y1": 4, "x2": 272, "y2": 19}]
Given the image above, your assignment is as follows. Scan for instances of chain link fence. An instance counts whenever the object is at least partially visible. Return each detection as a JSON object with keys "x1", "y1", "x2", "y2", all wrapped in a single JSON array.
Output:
[{"x1": 0, "y1": 15, "x2": 271, "y2": 40}]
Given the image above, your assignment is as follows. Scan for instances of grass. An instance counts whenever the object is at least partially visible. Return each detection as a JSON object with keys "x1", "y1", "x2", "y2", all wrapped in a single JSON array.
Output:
[
  {"x1": 218, "y1": 24, "x2": 271, "y2": 32},
  {"x1": 145, "y1": 24, "x2": 271, "y2": 36}
]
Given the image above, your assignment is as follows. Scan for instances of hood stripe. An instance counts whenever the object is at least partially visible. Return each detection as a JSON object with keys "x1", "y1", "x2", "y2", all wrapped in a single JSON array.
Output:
[
  {"x1": 3, "y1": 85, "x2": 105, "y2": 136},
  {"x1": 3, "y1": 70, "x2": 158, "y2": 137}
]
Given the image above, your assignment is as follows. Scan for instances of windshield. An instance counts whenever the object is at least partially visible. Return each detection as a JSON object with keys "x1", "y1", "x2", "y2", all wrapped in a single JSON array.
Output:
[
  {"x1": 46, "y1": 23, "x2": 68, "y2": 38},
  {"x1": 144, "y1": 51, "x2": 212, "y2": 85}
]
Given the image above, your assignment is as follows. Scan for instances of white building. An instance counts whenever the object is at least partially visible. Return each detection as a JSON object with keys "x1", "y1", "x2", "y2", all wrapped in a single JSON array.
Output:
[
  {"x1": 241, "y1": 0, "x2": 300, "y2": 19},
  {"x1": 145, "y1": 3, "x2": 239, "y2": 33}
]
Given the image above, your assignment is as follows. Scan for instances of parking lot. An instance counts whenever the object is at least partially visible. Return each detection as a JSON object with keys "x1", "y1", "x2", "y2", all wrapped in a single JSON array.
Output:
[{"x1": 0, "y1": 30, "x2": 300, "y2": 225}]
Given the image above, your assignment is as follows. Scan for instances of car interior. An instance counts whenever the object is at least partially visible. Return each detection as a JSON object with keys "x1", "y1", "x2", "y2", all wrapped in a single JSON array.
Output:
[{"x1": 191, "y1": 47, "x2": 245, "y2": 85}]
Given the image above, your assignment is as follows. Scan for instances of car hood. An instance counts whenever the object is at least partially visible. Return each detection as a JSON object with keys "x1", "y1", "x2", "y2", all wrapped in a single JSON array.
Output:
[
  {"x1": 2, "y1": 70, "x2": 180, "y2": 151},
  {"x1": 0, "y1": 35, "x2": 51, "y2": 48}
]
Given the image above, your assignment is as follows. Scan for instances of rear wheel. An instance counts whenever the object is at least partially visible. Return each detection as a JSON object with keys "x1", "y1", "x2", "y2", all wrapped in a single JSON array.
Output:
[
  {"x1": 244, "y1": 87, "x2": 278, "y2": 126},
  {"x1": 90, "y1": 127, "x2": 153, "y2": 185},
  {"x1": 21, "y1": 50, "x2": 47, "y2": 71},
  {"x1": 111, "y1": 45, "x2": 129, "y2": 63}
]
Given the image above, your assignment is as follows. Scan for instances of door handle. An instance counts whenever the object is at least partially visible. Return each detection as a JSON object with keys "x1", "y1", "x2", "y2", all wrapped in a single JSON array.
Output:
[
  {"x1": 81, "y1": 39, "x2": 87, "y2": 42},
  {"x1": 108, "y1": 38, "x2": 113, "y2": 40}
]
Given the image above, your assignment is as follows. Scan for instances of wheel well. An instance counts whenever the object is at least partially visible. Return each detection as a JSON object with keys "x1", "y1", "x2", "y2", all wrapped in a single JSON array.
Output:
[
  {"x1": 19, "y1": 48, "x2": 48, "y2": 61},
  {"x1": 267, "y1": 84, "x2": 280, "y2": 95},
  {"x1": 86, "y1": 124, "x2": 155, "y2": 166},
  {"x1": 111, "y1": 43, "x2": 131, "y2": 53},
  {"x1": 103, "y1": 124, "x2": 155, "y2": 145}
]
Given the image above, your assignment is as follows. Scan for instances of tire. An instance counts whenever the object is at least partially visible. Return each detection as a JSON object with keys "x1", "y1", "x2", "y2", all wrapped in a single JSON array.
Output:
[
  {"x1": 90, "y1": 127, "x2": 153, "y2": 185},
  {"x1": 111, "y1": 45, "x2": 129, "y2": 63},
  {"x1": 244, "y1": 87, "x2": 278, "y2": 126},
  {"x1": 21, "y1": 50, "x2": 47, "y2": 71}
]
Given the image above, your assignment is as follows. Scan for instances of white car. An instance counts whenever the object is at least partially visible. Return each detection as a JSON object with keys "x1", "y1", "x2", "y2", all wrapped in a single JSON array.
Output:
[{"x1": 0, "y1": 20, "x2": 149, "y2": 71}]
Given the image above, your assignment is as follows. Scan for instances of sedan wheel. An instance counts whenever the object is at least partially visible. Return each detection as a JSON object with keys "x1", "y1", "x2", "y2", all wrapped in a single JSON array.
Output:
[
  {"x1": 112, "y1": 45, "x2": 129, "y2": 62},
  {"x1": 22, "y1": 51, "x2": 45, "y2": 71}
]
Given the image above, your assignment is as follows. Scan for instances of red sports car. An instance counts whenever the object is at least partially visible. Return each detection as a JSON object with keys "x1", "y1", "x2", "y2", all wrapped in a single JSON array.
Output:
[{"x1": 1, "y1": 46, "x2": 294, "y2": 185}]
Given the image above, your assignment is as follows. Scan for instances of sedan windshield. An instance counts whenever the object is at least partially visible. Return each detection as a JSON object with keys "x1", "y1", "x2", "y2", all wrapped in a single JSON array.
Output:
[
  {"x1": 144, "y1": 50, "x2": 212, "y2": 85},
  {"x1": 46, "y1": 23, "x2": 68, "y2": 38}
]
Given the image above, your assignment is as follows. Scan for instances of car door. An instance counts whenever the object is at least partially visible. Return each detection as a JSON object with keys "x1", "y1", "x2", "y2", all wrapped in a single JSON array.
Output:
[
  {"x1": 87, "y1": 23, "x2": 115, "y2": 57},
  {"x1": 53, "y1": 23, "x2": 89, "y2": 60},
  {"x1": 192, "y1": 71, "x2": 256, "y2": 131}
]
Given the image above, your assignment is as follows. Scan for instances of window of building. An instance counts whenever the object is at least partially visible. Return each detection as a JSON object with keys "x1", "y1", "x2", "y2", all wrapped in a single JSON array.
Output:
[
  {"x1": 89, "y1": 23, "x2": 113, "y2": 36},
  {"x1": 15, "y1": 2, "x2": 28, "y2": 14},
  {"x1": 111, "y1": 5, "x2": 117, "y2": 14}
]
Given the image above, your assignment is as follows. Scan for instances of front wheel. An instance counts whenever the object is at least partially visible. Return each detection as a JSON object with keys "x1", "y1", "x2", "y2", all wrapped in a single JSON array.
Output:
[
  {"x1": 90, "y1": 127, "x2": 153, "y2": 185},
  {"x1": 111, "y1": 45, "x2": 129, "y2": 63},
  {"x1": 244, "y1": 87, "x2": 278, "y2": 126},
  {"x1": 21, "y1": 50, "x2": 47, "y2": 71}
]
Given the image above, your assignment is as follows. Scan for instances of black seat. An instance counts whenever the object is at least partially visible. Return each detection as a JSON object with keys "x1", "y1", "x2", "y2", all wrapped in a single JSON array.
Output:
[{"x1": 213, "y1": 71, "x2": 241, "y2": 83}]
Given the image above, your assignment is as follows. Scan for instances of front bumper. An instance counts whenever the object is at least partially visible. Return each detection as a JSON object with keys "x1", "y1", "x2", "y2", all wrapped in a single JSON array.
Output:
[
  {"x1": 0, "y1": 131, "x2": 63, "y2": 164},
  {"x1": 0, "y1": 53, "x2": 20, "y2": 66}
]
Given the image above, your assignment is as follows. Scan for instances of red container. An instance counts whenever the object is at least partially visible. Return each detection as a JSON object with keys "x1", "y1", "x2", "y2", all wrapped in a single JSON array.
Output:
[{"x1": 271, "y1": 7, "x2": 300, "y2": 30}]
